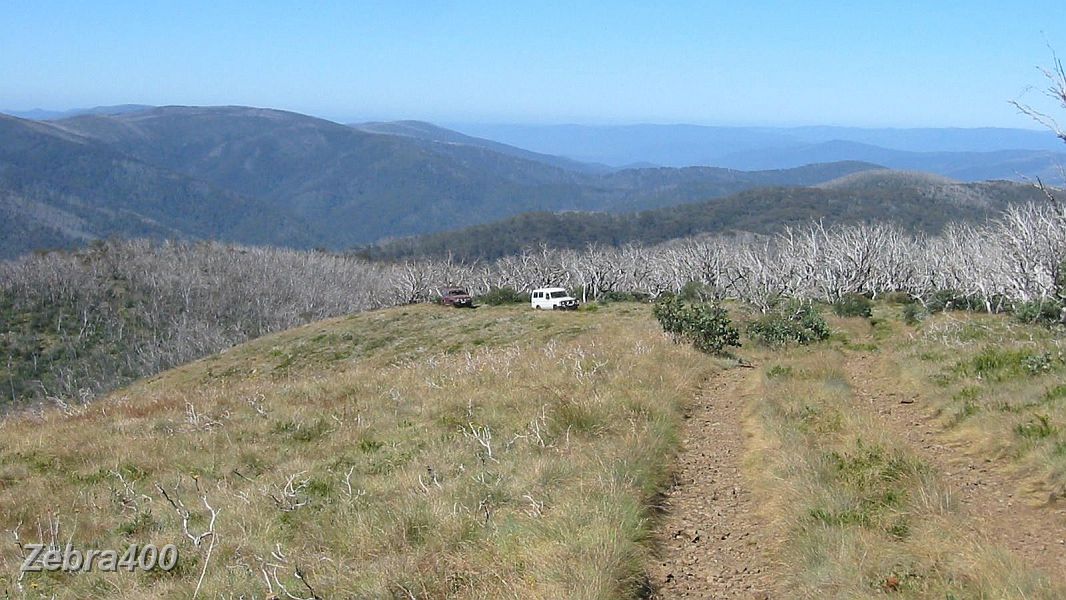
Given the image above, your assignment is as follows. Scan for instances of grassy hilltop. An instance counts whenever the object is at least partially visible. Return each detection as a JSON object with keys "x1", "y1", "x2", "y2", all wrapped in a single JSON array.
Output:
[
  {"x1": 1, "y1": 301, "x2": 1065, "y2": 598},
  {"x1": 0, "y1": 303, "x2": 714, "y2": 598}
]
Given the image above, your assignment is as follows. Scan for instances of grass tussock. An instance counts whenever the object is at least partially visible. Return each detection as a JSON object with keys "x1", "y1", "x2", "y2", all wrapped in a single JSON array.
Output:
[
  {"x1": 747, "y1": 342, "x2": 1064, "y2": 598},
  {"x1": 0, "y1": 303, "x2": 711, "y2": 598},
  {"x1": 909, "y1": 313, "x2": 1066, "y2": 501}
]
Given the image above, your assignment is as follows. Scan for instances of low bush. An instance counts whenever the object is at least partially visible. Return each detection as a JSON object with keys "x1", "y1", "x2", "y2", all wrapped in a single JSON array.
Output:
[
  {"x1": 925, "y1": 289, "x2": 988, "y2": 313},
  {"x1": 1016, "y1": 414, "x2": 1057, "y2": 441},
  {"x1": 1013, "y1": 299, "x2": 1064, "y2": 326},
  {"x1": 902, "y1": 303, "x2": 926, "y2": 326},
  {"x1": 957, "y1": 347, "x2": 1062, "y2": 381},
  {"x1": 678, "y1": 280, "x2": 713, "y2": 302},
  {"x1": 747, "y1": 301, "x2": 831, "y2": 346},
  {"x1": 653, "y1": 295, "x2": 740, "y2": 356},
  {"x1": 476, "y1": 286, "x2": 526, "y2": 305},
  {"x1": 832, "y1": 293, "x2": 873, "y2": 318},
  {"x1": 882, "y1": 291, "x2": 913, "y2": 304}
]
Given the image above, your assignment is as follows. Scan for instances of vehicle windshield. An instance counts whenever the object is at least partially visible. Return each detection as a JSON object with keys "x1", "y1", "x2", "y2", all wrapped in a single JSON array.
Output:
[
  {"x1": 550, "y1": 291, "x2": 568, "y2": 298},
  {"x1": 447, "y1": 289, "x2": 468, "y2": 295}
]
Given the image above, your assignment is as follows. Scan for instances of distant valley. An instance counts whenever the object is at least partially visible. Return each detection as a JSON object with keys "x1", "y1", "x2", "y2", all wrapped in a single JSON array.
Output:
[
  {"x1": 0, "y1": 106, "x2": 879, "y2": 258},
  {"x1": 1, "y1": 105, "x2": 1063, "y2": 260}
]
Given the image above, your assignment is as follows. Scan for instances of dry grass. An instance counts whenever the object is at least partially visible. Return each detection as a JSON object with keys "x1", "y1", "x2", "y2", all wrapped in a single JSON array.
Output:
[
  {"x1": 743, "y1": 308, "x2": 1066, "y2": 599},
  {"x1": 904, "y1": 312, "x2": 1066, "y2": 503},
  {"x1": 0, "y1": 303, "x2": 712, "y2": 598}
]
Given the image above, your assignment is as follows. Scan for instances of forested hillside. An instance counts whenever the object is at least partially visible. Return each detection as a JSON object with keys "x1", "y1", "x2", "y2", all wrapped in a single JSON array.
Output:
[
  {"x1": 365, "y1": 173, "x2": 1049, "y2": 260},
  {"x1": 0, "y1": 242, "x2": 397, "y2": 409},
  {"x1": 12, "y1": 105, "x2": 1058, "y2": 261},
  {"x1": 0, "y1": 115, "x2": 313, "y2": 257},
  {"x1": 0, "y1": 106, "x2": 880, "y2": 257}
]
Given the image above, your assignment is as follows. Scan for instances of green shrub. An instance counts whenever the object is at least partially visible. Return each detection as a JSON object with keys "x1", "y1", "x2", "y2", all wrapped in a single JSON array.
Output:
[
  {"x1": 832, "y1": 293, "x2": 873, "y2": 318},
  {"x1": 958, "y1": 347, "x2": 1061, "y2": 381},
  {"x1": 678, "y1": 280, "x2": 712, "y2": 302},
  {"x1": 1024, "y1": 352, "x2": 1055, "y2": 375},
  {"x1": 747, "y1": 301, "x2": 831, "y2": 346},
  {"x1": 902, "y1": 303, "x2": 926, "y2": 326},
  {"x1": 653, "y1": 295, "x2": 740, "y2": 356},
  {"x1": 1012, "y1": 299, "x2": 1064, "y2": 326},
  {"x1": 925, "y1": 289, "x2": 987, "y2": 313},
  {"x1": 476, "y1": 287, "x2": 526, "y2": 305},
  {"x1": 883, "y1": 291, "x2": 913, "y2": 304},
  {"x1": 653, "y1": 295, "x2": 687, "y2": 336},
  {"x1": 766, "y1": 365, "x2": 793, "y2": 378}
]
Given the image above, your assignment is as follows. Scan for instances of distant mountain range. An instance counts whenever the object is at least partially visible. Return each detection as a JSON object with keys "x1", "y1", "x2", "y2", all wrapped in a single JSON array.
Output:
[
  {"x1": 363, "y1": 170, "x2": 1051, "y2": 261},
  {"x1": 351, "y1": 120, "x2": 611, "y2": 174},
  {"x1": 0, "y1": 113, "x2": 312, "y2": 259},
  {"x1": 450, "y1": 123, "x2": 1066, "y2": 182},
  {"x1": 12, "y1": 105, "x2": 1062, "y2": 180},
  {"x1": 2, "y1": 104, "x2": 154, "y2": 121},
  {"x1": 0, "y1": 106, "x2": 881, "y2": 258}
]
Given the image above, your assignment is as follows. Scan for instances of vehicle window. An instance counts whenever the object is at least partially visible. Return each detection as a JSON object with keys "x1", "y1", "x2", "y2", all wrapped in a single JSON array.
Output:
[{"x1": 550, "y1": 291, "x2": 567, "y2": 298}]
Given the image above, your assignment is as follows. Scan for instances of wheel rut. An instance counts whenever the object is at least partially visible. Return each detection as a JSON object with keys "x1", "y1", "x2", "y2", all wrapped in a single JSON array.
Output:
[
  {"x1": 648, "y1": 367, "x2": 778, "y2": 599},
  {"x1": 842, "y1": 351, "x2": 1066, "y2": 578}
]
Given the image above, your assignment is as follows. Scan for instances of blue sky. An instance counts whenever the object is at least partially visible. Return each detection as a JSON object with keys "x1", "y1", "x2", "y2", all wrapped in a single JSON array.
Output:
[{"x1": 2, "y1": 1, "x2": 1064, "y2": 127}]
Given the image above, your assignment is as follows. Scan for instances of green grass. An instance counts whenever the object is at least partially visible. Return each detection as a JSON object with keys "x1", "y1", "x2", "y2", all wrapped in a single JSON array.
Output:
[
  {"x1": 908, "y1": 313, "x2": 1066, "y2": 495},
  {"x1": 748, "y1": 336, "x2": 1063, "y2": 598}
]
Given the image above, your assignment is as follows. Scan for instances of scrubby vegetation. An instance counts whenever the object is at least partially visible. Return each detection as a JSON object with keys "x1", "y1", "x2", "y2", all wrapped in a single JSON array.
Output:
[
  {"x1": 747, "y1": 301, "x2": 831, "y2": 346},
  {"x1": 832, "y1": 293, "x2": 873, "y2": 318},
  {"x1": 910, "y1": 314, "x2": 1066, "y2": 497},
  {"x1": 0, "y1": 241, "x2": 406, "y2": 410},
  {"x1": 653, "y1": 295, "x2": 741, "y2": 355},
  {"x1": 4, "y1": 283, "x2": 1066, "y2": 597},
  {"x1": 1013, "y1": 298, "x2": 1065, "y2": 325},
  {"x1": 475, "y1": 286, "x2": 526, "y2": 305}
]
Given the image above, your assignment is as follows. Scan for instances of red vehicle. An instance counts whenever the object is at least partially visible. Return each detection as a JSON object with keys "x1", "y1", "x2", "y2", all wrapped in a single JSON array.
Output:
[{"x1": 439, "y1": 287, "x2": 473, "y2": 308}]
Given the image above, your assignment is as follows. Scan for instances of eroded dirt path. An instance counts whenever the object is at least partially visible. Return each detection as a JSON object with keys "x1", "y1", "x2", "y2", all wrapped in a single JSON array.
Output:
[
  {"x1": 843, "y1": 351, "x2": 1066, "y2": 577},
  {"x1": 648, "y1": 367, "x2": 778, "y2": 599}
]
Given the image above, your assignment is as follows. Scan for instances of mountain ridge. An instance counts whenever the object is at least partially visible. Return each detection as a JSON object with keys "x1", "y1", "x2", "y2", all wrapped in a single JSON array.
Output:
[
  {"x1": 0, "y1": 113, "x2": 315, "y2": 257},
  {"x1": 362, "y1": 176, "x2": 1050, "y2": 261},
  {"x1": 0, "y1": 106, "x2": 878, "y2": 257},
  {"x1": 449, "y1": 122, "x2": 1066, "y2": 180},
  {"x1": 6, "y1": 105, "x2": 1054, "y2": 261}
]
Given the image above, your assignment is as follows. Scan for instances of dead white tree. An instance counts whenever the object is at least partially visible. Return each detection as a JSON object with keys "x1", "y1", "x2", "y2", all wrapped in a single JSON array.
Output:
[
  {"x1": 1011, "y1": 49, "x2": 1066, "y2": 145},
  {"x1": 255, "y1": 543, "x2": 322, "y2": 600},
  {"x1": 156, "y1": 478, "x2": 221, "y2": 599}
]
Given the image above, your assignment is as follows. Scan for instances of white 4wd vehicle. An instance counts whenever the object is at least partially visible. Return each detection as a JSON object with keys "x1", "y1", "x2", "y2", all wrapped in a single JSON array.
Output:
[{"x1": 531, "y1": 287, "x2": 579, "y2": 310}]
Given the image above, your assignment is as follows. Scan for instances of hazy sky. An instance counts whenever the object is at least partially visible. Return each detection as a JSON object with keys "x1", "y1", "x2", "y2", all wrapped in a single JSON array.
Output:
[{"x1": 2, "y1": 1, "x2": 1064, "y2": 127}]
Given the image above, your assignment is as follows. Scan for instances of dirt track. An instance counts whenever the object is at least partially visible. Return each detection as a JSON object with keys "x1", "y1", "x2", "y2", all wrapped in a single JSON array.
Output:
[
  {"x1": 649, "y1": 344, "x2": 1066, "y2": 598},
  {"x1": 647, "y1": 367, "x2": 777, "y2": 599},
  {"x1": 844, "y1": 351, "x2": 1066, "y2": 578}
]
